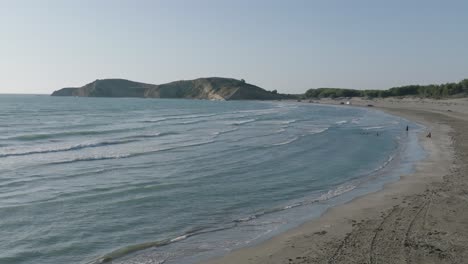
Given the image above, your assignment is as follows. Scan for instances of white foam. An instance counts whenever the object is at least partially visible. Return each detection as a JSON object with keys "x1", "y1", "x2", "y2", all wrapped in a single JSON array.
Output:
[
  {"x1": 275, "y1": 128, "x2": 286, "y2": 133},
  {"x1": 212, "y1": 127, "x2": 239, "y2": 137},
  {"x1": 308, "y1": 127, "x2": 329, "y2": 135},
  {"x1": 317, "y1": 184, "x2": 357, "y2": 201},
  {"x1": 283, "y1": 203, "x2": 301, "y2": 209},
  {"x1": 170, "y1": 235, "x2": 187, "y2": 242},
  {"x1": 141, "y1": 113, "x2": 217, "y2": 123},
  {"x1": 280, "y1": 119, "x2": 296, "y2": 125},
  {"x1": 261, "y1": 119, "x2": 297, "y2": 125},
  {"x1": 235, "y1": 108, "x2": 278, "y2": 115},
  {"x1": 229, "y1": 119, "x2": 256, "y2": 125},
  {"x1": 362, "y1": 126, "x2": 385, "y2": 130},
  {"x1": 273, "y1": 136, "x2": 299, "y2": 146}
]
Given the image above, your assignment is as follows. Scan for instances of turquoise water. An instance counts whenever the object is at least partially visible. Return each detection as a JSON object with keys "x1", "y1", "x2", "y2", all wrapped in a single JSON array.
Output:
[{"x1": 0, "y1": 95, "x2": 424, "y2": 264}]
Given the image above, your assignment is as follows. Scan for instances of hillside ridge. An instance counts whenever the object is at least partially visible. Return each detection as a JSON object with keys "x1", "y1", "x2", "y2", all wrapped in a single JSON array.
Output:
[{"x1": 51, "y1": 77, "x2": 289, "y2": 100}]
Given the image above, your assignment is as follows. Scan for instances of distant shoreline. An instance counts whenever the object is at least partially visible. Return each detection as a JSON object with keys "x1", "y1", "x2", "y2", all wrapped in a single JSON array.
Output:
[{"x1": 204, "y1": 97, "x2": 468, "y2": 264}]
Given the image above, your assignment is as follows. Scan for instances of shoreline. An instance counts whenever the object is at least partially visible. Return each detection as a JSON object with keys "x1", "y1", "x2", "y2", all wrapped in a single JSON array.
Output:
[{"x1": 204, "y1": 98, "x2": 467, "y2": 264}]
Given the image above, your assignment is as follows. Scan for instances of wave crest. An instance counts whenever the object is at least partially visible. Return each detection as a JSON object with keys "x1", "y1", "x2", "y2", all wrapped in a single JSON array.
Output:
[{"x1": 0, "y1": 140, "x2": 136, "y2": 158}]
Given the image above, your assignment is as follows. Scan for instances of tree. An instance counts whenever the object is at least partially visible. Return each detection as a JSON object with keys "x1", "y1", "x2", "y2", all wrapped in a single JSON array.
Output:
[
  {"x1": 271, "y1": 89, "x2": 278, "y2": 94},
  {"x1": 303, "y1": 78, "x2": 468, "y2": 99},
  {"x1": 240, "y1": 79, "x2": 246, "y2": 83},
  {"x1": 461, "y1": 79, "x2": 468, "y2": 93}
]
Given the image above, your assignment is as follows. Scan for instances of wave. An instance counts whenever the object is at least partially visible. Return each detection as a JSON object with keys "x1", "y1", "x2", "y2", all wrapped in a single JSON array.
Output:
[
  {"x1": 140, "y1": 118, "x2": 169, "y2": 123},
  {"x1": 51, "y1": 154, "x2": 133, "y2": 165},
  {"x1": 230, "y1": 119, "x2": 256, "y2": 126},
  {"x1": 234, "y1": 190, "x2": 353, "y2": 225},
  {"x1": 370, "y1": 154, "x2": 395, "y2": 175},
  {"x1": 10, "y1": 131, "x2": 103, "y2": 141},
  {"x1": 87, "y1": 225, "x2": 233, "y2": 264},
  {"x1": 263, "y1": 119, "x2": 297, "y2": 125},
  {"x1": 335, "y1": 120, "x2": 348, "y2": 125},
  {"x1": 308, "y1": 127, "x2": 329, "y2": 135},
  {"x1": 1, "y1": 132, "x2": 180, "y2": 158},
  {"x1": 0, "y1": 139, "x2": 137, "y2": 158},
  {"x1": 272, "y1": 136, "x2": 299, "y2": 146},
  {"x1": 139, "y1": 113, "x2": 218, "y2": 124},
  {"x1": 88, "y1": 211, "x2": 290, "y2": 264},
  {"x1": 362, "y1": 126, "x2": 385, "y2": 130},
  {"x1": 8, "y1": 127, "x2": 145, "y2": 141},
  {"x1": 280, "y1": 119, "x2": 296, "y2": 125},
  {"x1": 212, "y1": 127, "x2": 239, "y2": 138},
  {"x1": 275, "y1": 128, "x2": 286, "y2": 133},
  {"x1": 283, "y1": 203, "x2": 302, "y2": 209},
  {"x1": 269, "y1": 127, "x2": 328, "y2": 141},
  {"x1": 316, "y1": 184, "x2": 357, "y2": 201},
  {"x1": 233, "y1": 183, "x2": 357, "y2": 225},
  {"x1": 47, "y1": 140, "x2": 216, "y2": 165},
  {"x1": 234, "y1": 108, "x2": 278, "y2": 115},
  {"x1": 179, "y1": 119, "x2": 209, "y2": 125},
  {"x1": 122, "y1": 131, "x2": 179, "y2": 140}
]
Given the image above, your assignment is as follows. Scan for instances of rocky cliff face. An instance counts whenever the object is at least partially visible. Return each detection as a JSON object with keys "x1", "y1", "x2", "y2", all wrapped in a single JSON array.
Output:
[{"x1": 51, "y1": 78, "x2": 288, "y2": 100}]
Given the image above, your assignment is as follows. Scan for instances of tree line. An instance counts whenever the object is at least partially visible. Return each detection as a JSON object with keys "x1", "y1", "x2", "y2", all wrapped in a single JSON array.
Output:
[{"x1": 304, "y1": 79, "x2": 468, "y2": 99}]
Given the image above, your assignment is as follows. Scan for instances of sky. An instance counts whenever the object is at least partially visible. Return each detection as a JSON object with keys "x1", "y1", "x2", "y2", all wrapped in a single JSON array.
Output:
[{"x1": 1, "y1": 0, "x2": 468, "y2": 94}]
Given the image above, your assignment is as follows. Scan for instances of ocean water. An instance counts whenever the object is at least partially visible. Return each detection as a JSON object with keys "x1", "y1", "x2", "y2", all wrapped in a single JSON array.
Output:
[{"x1": 0, "y1": 95, "x2": 425, "y2": 264}]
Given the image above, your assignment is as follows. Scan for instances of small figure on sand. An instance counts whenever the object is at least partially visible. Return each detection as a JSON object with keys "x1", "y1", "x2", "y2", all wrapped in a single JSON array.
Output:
[
  {"x1": 406, "y1": 125, "x2": 409, "y2": 132},
  {"x1": 426, "y1": 132, "x2": 432, "y2": 138}
]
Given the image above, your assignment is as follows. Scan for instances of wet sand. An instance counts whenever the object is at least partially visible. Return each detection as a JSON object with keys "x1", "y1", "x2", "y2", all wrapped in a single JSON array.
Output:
[{"x1": 204, "y1": 98, "x2": 468, "y2": 264}]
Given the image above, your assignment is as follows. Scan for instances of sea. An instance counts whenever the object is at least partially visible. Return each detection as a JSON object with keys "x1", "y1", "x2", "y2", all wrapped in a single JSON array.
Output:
[{"x1": 0, "y1": 95, "x2": 425, "y2": 264}]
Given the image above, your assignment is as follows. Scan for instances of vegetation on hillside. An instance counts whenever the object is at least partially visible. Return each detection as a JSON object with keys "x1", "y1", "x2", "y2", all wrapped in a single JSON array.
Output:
[
  {"x1": 305, "y1": 79, "x2": 468, "y2": 99},
  {"x1": 52, "y1": 77, "x2": 293, "y2": 100}
]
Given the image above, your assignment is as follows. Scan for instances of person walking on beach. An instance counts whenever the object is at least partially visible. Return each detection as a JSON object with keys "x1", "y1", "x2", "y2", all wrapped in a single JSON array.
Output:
[{"x1": 406, "y1": 125, "x2": 409, "y2": 131}]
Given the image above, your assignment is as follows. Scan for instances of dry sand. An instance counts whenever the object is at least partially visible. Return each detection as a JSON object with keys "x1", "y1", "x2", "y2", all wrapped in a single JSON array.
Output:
[{"x1": 204, "y1": 97, "x2": 468, "y2": 264}]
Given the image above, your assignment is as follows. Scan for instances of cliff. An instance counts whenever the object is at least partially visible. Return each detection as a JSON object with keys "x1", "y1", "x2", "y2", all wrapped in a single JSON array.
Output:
[{"x1": 51, "y1": 78, "x2": 289, "y2": 100}]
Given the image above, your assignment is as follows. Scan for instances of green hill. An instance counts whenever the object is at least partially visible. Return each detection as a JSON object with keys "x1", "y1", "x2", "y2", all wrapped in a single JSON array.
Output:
[{"x1": 51, "y1": 78, "x2": 291, "y2": 100}]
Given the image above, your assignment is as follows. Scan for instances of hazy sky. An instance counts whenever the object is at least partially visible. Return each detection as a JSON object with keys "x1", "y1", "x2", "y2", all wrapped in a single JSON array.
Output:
[{"x1": 1, "y1": 0, "x2": 468, "y2": 94}]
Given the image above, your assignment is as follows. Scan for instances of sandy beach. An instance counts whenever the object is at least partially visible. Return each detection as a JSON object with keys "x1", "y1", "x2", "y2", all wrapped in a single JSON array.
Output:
[{"x1": 205, "y1": 98, "x2": 468, "y2": 264}]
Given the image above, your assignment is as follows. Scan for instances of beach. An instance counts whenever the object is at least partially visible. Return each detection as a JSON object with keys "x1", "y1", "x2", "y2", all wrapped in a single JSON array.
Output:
[{"x1": 205, "y1": 98, "x2": 468, "y2": 264}]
